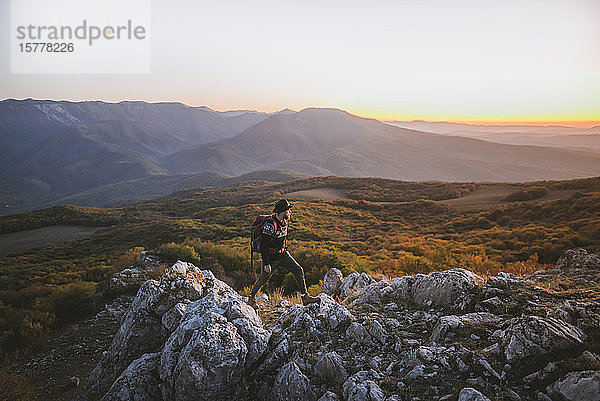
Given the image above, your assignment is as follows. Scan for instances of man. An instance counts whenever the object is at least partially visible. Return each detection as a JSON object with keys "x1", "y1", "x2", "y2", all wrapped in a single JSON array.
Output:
[{"x1": 247, "y1": 199, "x2": 319, "y2": 309}]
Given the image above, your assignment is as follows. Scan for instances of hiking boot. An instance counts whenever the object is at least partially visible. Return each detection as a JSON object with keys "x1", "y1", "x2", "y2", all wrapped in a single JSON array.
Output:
[
  {"x1": 247, "y1": 296, "x2": 257, "y2": 310},
  {"x1": 301, "y1": 294, "x2": 319, "y2": 306}
]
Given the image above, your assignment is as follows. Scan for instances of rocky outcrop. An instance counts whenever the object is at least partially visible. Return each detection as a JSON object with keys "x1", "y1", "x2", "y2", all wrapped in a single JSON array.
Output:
[
  {"x1": 546, "y1": 370, "x2": 600, "y2": 401},
  {"x1": 78, "y1": 261, "x2": 244, "y2": 400},
  {"x1": 76, "y1": 249, "x2": 600, "y2": 401},
  {"x1": 556, "y1": 248, "x2": 600, "y2": 270},
  {"x1": 322, "y1": 268, "x2": 344, "y2": 298},
  {"x1": 103, "y1": 252, "x2": 163, "y2": 297},
  {"x1": 355, "y1": 268, "x2": 484, "y2": 311},
  {"x1": 497, "y1": 315, "x2": 587, "y2": 362}
]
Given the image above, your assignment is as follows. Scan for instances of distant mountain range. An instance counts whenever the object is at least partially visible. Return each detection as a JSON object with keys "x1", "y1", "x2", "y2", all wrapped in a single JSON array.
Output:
[
  {"x1": 2, "y1": 98, "x2": 600, "y2": 214},
  {"x1": 386, "y1": 120, "x2": 600, "y2": 151}
]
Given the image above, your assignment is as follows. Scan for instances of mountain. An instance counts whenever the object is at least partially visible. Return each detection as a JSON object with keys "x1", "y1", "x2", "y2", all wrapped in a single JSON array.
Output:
[
  {"x1": 161, "y1": 108, "x2": 600, "y2": 181},
  {"x1": 3, "y1": 100, "x2": 600, "y2": 214},
  {"x1": 386, "y1": 120, "x2": 600, "y2": 151},
  {"x1": 0, "y1": 99, "x2": 271, "y2": 212}
]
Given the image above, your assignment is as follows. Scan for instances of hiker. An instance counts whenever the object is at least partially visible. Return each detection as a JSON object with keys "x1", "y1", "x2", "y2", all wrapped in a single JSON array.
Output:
[{"x1": 247, "y1": 199, "x2": 319, "y2": 309}]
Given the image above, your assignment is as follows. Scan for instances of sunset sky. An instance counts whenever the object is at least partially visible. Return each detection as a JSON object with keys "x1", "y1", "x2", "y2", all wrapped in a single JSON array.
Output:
[{"x1": 1, "y1": 0, "x2": 599, "y2": 126}]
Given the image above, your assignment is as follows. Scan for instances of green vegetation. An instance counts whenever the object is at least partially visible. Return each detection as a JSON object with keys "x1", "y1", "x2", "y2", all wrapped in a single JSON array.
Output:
[{"x1": 1, "y1": 176, "x2": 599, "y2": 353}]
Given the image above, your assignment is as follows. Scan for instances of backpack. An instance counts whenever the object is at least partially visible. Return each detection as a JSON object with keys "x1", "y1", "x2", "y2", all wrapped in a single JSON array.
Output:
[{"x1": 250, "y1": 215, "x2": 278, "y2": 253}]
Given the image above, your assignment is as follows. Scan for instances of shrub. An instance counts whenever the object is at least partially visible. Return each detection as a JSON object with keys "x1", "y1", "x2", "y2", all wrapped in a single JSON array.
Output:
[
  {"x1": 502, "y1": 187, "x2": 549, "y2": 202},
  {"x1": 115, "y1": 246, "x2": 146, "y2": 269},
  {"x1": 41, "y1": 281, "x2": 97, "y2": 324},
  {"x1": 158, "y1": 242, "x2": 200, "y2": 264}
]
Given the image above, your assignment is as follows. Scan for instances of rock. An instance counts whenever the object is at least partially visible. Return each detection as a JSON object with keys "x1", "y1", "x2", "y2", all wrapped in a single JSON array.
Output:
[
  {"x1": 323, "y1": 268, "x2": 344, "y2": 297},
  {"x1": 523, "y1": 362, "x2": 557, "y2": 383},
  {"x1": 158, "y1": 291, "x2": 270, "y2": 399},
  {"x1": 458, "y1": 387, "x2": 491, "y2": 401},
  {"x1": 380, "y1": 276, "x2": 413, "y2": 302},
  {"x1": 431, "y1": 312, "x2": 500, "y2": 341},
  {"x1": 106, "y1": 266, "x2": 153, "y2": 296},
  {"x1": 317, "y1": 391, "x2": 340, "y2": 401},
  {"x1": 411, "y1": 268, "x2": 484, "y2": 311},
  {"x1": 346, "y1": 322, "x2": 372, "y2": 345},
  {"x1": 270, "y1": 361, "x2": 317, "y2": 401},
  {"x1": 161, "y1": 302, "x2": 187, "y2": 331},
  {"x1": 82, "y1": 261, "x2": 263, "y2": 401},
  {"x1": 556, "y1": 249, "x2": 600, "y2": 270},
  {"x1": 162, "y1": 311, "x2": 248, "y2": 400},
  {"x1": 498, "y1": 315, "x2": 587, "y2": 362},
  {"x1": 546, "y1": 370, "x2": 600, "y2": 401},
  {"x1": 536, "y1": 392, "x2": 552, "y2": 401},
  {"x1": 342, "y1": 371, "x2": 385, "y2": 401},
  {"x1": 70, "y1": 376, "x2": 80, "y2": 388},
  {"x1": 101, "y1": 353, "x2": 162, "y2": 401},
  {"x1": 256, "y1": 337, "x2": 290, "y2": 376},
  {"x1": 316, "y1": 294, "x2": 355, "y2": 330},
  {"x1": 314, "y1": 352, "x2": 348, "y2": 386},
  {"x1": 351, "y1": 280, "x2": 389, "y2": 305},
  {"x1": 486, "y1": 272, "x2": 533, "y2": 290},
  {"x1": 271, "y1": 294, "x2": 353, "y2": 335},
  {"x1": 341, "y1": 272, "x2": 376, "y2": 299},
  {"x1": 368, "y1": 320, "x2": 387, "y2": 345},
  {"x1": 404, "y1": 364, "x2": 425, "y2": 380}
]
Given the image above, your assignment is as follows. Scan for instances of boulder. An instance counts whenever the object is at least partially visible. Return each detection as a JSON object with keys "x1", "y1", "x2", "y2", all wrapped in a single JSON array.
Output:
[
  {"x1": 270, "y1": 361, "x2": 317, "y2": 401},
  {"x1": 458, "y1": 387, "x2": 491, "y2": 401},
  {"x1": 411, "y1": 268, "x2": 484, "y2": 311},
  {"x1": 340, "y1": 272, "x2": 376, "y2": 299},
  {"x1": 81, "y1": 261, "x2": 265, "y2": 401},
  {"x1": 546, "y1": 370, "x2": 600, "y2": 401},
  {"x1": 498, "y1": 315, "x2": 587, "y2": 362},
  {"x1": 317, "y1": 391, "x2": 340, "y2": 401},
  {"x1": 101, "y1": 353, "x2": 162, "y2": 401},
  {"x1": 158, "y1": 291, "x2": 270, "y2": 400},
  {"x1": 431, "y1": 312, "x2": 501, "y2": 341},
  {"x1": 322, "y1": 268, "x2": 344, "y2": 297},
  {"x1": 342, "y1": 371, "x2": 385, "y2": 401},
  {"x1": 486, "y1": 272, "x2": 533, "y2": 290},
  {"x1": 314, "y1": 352, "x2": 348, "y2": 386},
  {"x1": 271, "y1": 294, "x2": 353, "y2": 335},
  {"x1": 556, "y1": 249, "x2": 600, "y2": 270}
]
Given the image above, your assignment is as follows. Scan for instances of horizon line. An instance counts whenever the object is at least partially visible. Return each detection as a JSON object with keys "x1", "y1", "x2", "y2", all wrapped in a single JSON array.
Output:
[{"x1": 2, "y1": 97, "x2": 599, "y2": 128}]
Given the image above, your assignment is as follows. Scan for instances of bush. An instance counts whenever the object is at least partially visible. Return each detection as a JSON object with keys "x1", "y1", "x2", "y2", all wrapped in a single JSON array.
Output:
[
  {"x1": 41, "y1": 281, "x2": 97, "y2": 324},
  {"x1": 115, "y1": 246, "x2": 146, "y2": 269},
  {"x1": 158, "y1": 242, "x2": 200, "y2": 264},
  {"x1": 502, "y1": 187, "x2": 549, "y2": 202}
]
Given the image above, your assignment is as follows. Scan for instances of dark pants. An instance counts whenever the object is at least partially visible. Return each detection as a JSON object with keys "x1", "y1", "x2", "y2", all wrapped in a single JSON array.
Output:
[{"x1": 250, "y1": 251, "x2": 308, "y2": 296}]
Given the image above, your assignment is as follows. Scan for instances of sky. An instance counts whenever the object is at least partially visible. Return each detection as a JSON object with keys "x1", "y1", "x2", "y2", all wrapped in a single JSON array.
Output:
[{"x1": 1, "y1": 0, "x2": 599, "y2": 125}]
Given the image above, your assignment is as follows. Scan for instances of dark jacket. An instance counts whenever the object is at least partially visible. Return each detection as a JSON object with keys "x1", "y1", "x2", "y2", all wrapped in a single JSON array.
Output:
[{"x1": 260, "y1": 215, "x2": 287, "y2": 265}]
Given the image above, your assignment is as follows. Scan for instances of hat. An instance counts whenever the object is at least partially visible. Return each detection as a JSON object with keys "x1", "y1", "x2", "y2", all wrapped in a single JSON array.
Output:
[{"x1": 273, "y1": 199, "x2": 293, "y2": 213}]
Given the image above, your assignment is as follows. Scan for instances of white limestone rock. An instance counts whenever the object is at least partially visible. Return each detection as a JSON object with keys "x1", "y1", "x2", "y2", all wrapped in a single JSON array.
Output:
[
  {"x1": 270, "y1": 361, "x2": 317, "y2": 401},
  {"x1": 498, "y1": 315, "x2": 587, "y2": 362},
  {"x1": 323, "y1": 268, "x2": 344, "y2": 297},
  {"x1": 546, "y1": 370, "x2": 600, "y2": 401}
]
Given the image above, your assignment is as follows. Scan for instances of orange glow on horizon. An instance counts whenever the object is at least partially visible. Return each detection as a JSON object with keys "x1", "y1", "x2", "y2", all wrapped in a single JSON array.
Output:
[{"x1": 394, "y1": 119, "x2": 600, "y2": 128}]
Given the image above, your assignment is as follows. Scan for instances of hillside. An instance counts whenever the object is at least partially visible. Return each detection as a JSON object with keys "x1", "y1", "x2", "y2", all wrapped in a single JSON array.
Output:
[
  {"x1": 51, "y1": 170, "x2": 308, "y2": 208},
  {"x1": 0, "y1": 175, "x2": 599, "y2": 399},
  {"x1": 4, "y1": 100, "x2": 600, "y2": 214},
  {"x1": 161, "y1": 108, "x2": 600, "y2": 181},
  {"x1": 0, "y1": 99, "x2": 270, "y2": 212}
]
